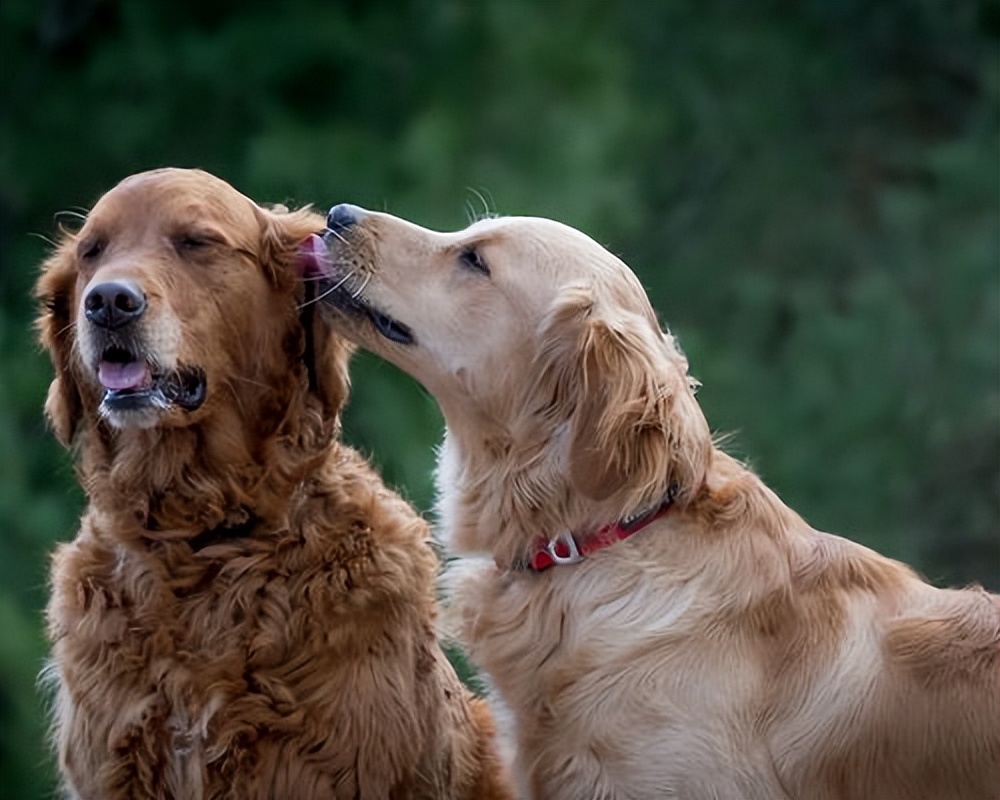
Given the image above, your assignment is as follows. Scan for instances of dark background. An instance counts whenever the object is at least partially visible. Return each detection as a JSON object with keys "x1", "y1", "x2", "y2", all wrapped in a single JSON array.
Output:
[{"x1": 1, "y1": 1, "x2": 997, "y2": 796}]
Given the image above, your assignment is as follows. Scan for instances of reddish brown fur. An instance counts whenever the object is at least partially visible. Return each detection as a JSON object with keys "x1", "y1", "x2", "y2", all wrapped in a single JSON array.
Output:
[{"x1": 35, "y1": 169, "x2": 512, "y2": 800}]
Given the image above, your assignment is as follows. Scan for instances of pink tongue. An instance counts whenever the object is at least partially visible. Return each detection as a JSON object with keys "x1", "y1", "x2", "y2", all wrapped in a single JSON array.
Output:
[
  {"x1": 98, "y1": 360, "x2": 151, "y2": 391},
  {"x1": 297, "y1": 234, "x2": 333, "y2": 278}
]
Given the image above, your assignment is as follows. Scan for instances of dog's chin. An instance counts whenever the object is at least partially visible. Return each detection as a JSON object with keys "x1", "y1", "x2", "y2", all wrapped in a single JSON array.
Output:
[{"x1": 97, "y1": 362, "x2": 207, "y2": 429}]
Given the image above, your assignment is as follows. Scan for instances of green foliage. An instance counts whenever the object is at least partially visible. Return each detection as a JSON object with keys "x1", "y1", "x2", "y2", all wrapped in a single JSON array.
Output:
[{"x1": 1, "y1": 1, "x2": 997, "y2": 796}]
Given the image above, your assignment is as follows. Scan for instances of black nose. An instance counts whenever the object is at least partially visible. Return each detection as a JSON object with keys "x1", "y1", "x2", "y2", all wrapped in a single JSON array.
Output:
[
  {"x1": 84, "y1": 279, "x2": 147, "y2": 329},
  {"x1": 326, "y1": 203, "x2": 363, "y2": 233}
]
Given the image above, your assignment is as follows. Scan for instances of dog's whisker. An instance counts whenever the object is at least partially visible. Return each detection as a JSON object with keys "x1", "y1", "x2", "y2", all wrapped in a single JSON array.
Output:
[
  {"x1": 301, "y1": 285, "x2": 338, "y2": 309},
  {"x1": 296, "y1": 273, "x2": 356, "y2": 310},
  {"x1": 350, "y1": 273, "x2": 371, "y2": 300},
  {"x1": 55, "y1": 319, "x2": 77, "y2": 339},
  {"x1": 470, "y1": 188, "x2": 486, "y2": 221},
  {"x1": 30, "y1": 231, "x2": 60, "y2": 248},
  {"x1": 465, "y1": 187, "x2": 496, "y2": 222},
  {"x1": 302, "y1": 274, "x2": 337, "y2": 284},
  {"x1": 53, "y1": 209, "x2": 89, "y2": 229},
  {"x1": 330, "y1": 273, "x2": 353, "y2": 292},
  {"x1": 316, "y1": 275, "x2": 354, "y2": 301},
  {"x1": 322, "y1": 227, "x2": 349, "y2": 246}
]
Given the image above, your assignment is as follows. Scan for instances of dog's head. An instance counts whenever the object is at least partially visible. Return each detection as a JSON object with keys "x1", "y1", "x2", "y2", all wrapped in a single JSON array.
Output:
[
  {"x1": 304, "y1": 206, "x2": 712, "y2": 552},
  {"x1": 35, "y1": 168, "x2": 347, "y2": 455}
]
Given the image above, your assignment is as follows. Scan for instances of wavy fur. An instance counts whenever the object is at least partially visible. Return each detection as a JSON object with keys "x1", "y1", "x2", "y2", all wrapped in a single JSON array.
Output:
[
  {"x1": 316, "y1": 209, "x2": 999, "y2": 800},
  {"x1": 35, "y1": 169, "x2": 511, "y2": 800}
]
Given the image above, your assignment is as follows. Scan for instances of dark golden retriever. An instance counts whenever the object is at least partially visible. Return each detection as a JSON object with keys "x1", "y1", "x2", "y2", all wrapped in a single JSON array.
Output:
[
  {"x1": 306, "y1": 204, "x2": 999, "y2": 800},
  {"x1": 35, "y1": 170, "x2": 511, "y2": 800}
]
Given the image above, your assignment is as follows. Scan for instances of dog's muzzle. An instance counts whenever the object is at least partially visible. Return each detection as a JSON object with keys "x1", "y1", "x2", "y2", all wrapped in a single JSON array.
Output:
[{"x1": 82, "y1": 280, "x2": 207, "y2": 419}]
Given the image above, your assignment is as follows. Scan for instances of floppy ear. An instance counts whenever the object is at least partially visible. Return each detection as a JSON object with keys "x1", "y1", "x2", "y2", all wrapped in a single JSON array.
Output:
[
  {"x1": 536, "y1": 285, "x2": 712, "y2": 504},
  {"x1": 257, "y1": 205, "x2": 354, "y2": 423},
  {"x1": 34, "y1": 238, "x2": 84, "y2": 448}
]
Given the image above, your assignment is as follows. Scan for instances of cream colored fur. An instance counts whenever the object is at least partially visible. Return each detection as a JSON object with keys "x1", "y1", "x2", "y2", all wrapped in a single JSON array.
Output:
[{"x1": 316, "y1": 210, "x2": 999, "y2": 800}]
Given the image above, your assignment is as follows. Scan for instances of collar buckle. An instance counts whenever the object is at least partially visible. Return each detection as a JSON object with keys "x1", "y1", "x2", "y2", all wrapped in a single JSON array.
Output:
[{"x1": 545, "y1": 531, "x2": 584, "y2": 565}]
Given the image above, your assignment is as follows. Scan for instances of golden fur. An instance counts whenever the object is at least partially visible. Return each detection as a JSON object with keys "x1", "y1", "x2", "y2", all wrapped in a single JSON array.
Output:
[
  {"x1": 35, "y1": 170, "x2": 511, "y2": 800},
  {"x1": 313, "y1": 208, "x2": 1000, "y2": 800}
]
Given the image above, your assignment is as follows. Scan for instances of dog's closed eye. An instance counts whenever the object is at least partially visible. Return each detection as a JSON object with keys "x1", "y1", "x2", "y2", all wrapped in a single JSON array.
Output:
[
  {"x1": 79, "y1": 237, "x2": 105, "y2": 261},
  {"x1": 174, "y1": 231, "x2": 224, "y2": 255},
  {"x1": 459, "y1": 247, "x2": 489, "y2": 277}
]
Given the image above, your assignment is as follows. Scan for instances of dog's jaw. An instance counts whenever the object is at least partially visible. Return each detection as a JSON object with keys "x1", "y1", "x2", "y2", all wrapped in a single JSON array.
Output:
[{"x1": 96, "y1": 365, "x2": 208, "y2": 429}]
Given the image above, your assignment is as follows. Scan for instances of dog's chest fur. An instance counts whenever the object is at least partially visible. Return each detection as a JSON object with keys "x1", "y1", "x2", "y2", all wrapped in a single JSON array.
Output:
[
  {"x1": 452, "y1": 553, "x2": 797, "y2": 799},
  {"x1": 46, "y1": 493, "x2": 448, "y2": 800}
]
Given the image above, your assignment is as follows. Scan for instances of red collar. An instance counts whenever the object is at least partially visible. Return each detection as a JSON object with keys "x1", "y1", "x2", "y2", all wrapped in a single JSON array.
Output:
[{"x1": 527, "y1": 491, "x2": 676, "y2": 572}]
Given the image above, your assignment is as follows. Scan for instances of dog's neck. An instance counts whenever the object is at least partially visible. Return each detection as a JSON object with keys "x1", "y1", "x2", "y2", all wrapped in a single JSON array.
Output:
[
  {"x1": 81, "y1": 397, "x2": 332, "y2": 541},
  {"x1": 515, "y1": 485, "x2": 678, "y2": 571},
  {"x1": 434, "y1": 423, "x2": 676, "y2": 569}
]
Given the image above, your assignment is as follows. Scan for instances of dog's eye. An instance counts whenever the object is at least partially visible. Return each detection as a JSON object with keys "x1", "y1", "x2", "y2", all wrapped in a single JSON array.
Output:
[
  {"x1": 459, "y1": 247, "x2": 490, "y2": 276},
  {"x1": 178, "y1": 235, "x2": 208, "y2": 249},
  {"x1": 175, "y1": 232, "x2": 221, "y2": 253},
  {"x1": 79, "y1": 238, "x2": 105, "y2": 261}
]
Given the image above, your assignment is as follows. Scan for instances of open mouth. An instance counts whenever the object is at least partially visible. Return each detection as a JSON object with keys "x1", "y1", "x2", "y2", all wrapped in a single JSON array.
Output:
[
  {"x1": 301, "y1": 233, "x2": 415, "y2": 346},
  {"x1": 97, "y1": 345, "x2": 206, "y2": 415}
]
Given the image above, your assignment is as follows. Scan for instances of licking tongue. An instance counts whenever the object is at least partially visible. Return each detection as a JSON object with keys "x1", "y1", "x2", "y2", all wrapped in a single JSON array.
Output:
[
  {"x1": 98, "y1": 360, "x2": 151, "y2": 391},
  {"x1": 297, "y1": 234, "x2": 333, "y2": 279}
]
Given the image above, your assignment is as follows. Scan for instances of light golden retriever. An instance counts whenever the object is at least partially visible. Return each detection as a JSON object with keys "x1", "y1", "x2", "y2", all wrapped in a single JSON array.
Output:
[
  {"x1": 306, "y1": 204, "x2": 1000, "y2": 800},
  {"x1": 34, "y1": 170, "x2": 512, "y2": 800}
]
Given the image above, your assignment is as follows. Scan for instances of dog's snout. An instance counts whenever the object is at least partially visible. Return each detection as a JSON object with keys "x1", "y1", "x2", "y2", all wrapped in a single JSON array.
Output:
[
  {"x1": 84, "y1": 279, "x2": 147, "y2": 329},
  {"x1": 326, "y1": 203, "x2": 364, "y2": 233}
]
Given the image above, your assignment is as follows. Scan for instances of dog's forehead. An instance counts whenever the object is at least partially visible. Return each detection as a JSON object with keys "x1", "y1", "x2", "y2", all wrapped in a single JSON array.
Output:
[
  {"x1": 464, "y1": 216, "x2": 628, "y2": 278},
  {"x1": 90, "y1": 169, "x2": 258, "y2": 231},
  {"x1": 464, "y1": 215, "x2": 587, "y2": 240},
  {"x1": 463, "y1": 216, "x2": 600, "y2": 254}
]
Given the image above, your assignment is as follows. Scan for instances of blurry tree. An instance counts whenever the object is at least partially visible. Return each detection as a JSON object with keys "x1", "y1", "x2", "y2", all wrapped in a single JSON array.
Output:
[{"x1": 1, "y1": 0, "x2": 996, "y2": 797}]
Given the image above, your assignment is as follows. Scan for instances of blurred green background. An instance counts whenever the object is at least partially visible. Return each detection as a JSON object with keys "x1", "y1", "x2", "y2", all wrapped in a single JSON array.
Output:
[{"x1": 1, "y1": 0, "x2": 997, "y2": 796}]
